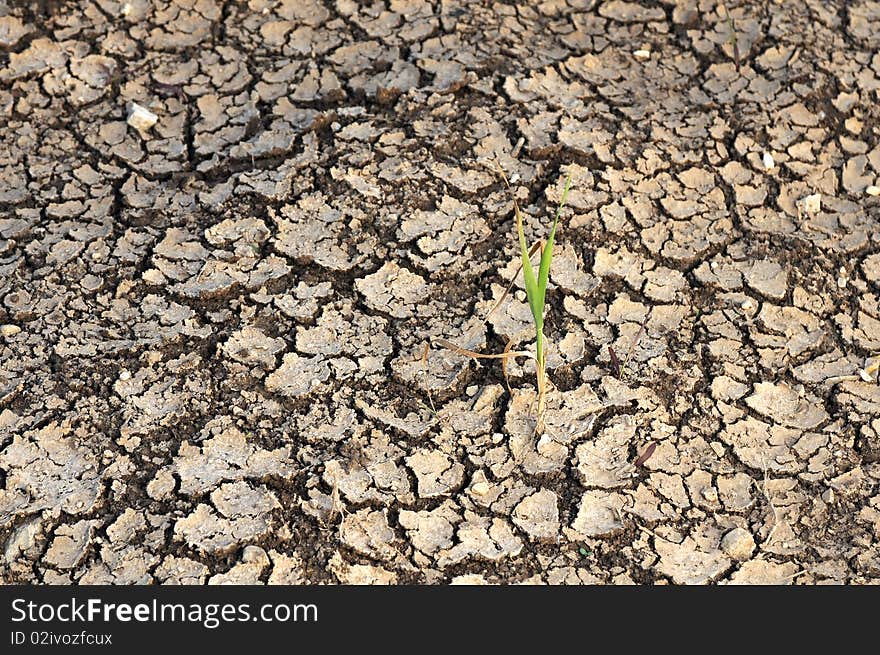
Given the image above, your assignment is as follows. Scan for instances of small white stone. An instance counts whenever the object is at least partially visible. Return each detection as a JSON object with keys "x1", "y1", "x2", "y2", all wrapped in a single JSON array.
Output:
[
  {"x1": 0, "y1": 324, "x2": 21, "y2": 337},
  {"x1": 127, "y1": 102, "x2": 158, "y2": 131},
  {"x1": 866, "y1": 185, "x2": 880, "y2": 196},
  {"x1": 720, "y1": 527, "x2": 756, "y2": 561},
  {"x1": 837, "y1": 277, "x2": 847, "y2": 289},
  {"x1": 633, "y1": 49, "x2": 651, "y2": 60},
  {"x1": 466, "y1": 385, "x2": 478, "y2": 396},
  {"x1": 119, "y1": 370, "x2": 131, "y2": 381},
  {"x1": 121, "y1": 2, "x2": 132, "y2": 15},
  {"x1": 471, "y1": 482, "x2": 491, "y2": 496},
  {"x1": 762, "y1": 151, "x2": 775, "y2": 170},
  {"x1": 798, "y1": 193, "x2": 821, "y2": 214},
  {"x1": 740, "y1": 299, "x2": 755, "y2": 311},
  {"x1": 536, "y1": 434, "x2": 554, "y2": 454}
]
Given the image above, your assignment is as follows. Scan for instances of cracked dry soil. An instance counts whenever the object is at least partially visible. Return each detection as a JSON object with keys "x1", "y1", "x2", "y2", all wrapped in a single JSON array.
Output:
[{"x1": 1, "y1": 0, "x2": 880, "y2": 586}]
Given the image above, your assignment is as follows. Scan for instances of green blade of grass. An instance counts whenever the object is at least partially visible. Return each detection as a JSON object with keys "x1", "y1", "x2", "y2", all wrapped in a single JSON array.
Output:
[
  {"x1": 513, "y1": 182, "x2": 541, "y2": 323},
  {"x1": 498, "y1": 162, "x2": 543, "y2": 325},
  {"x1": 494, "y1": 163, "x2": 575, "y2": 435},
  {"x1": 515, "y1": 208, "x2": 538, "y2": 295},
  {"x1": 536, "y1": 173, "x2": 572, "y2": 308}
]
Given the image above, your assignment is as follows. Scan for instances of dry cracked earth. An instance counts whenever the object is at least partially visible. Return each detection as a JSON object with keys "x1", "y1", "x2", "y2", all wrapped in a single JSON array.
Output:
[{"x1": 1, "y1": 0, "x2": 880, "y2": 586}]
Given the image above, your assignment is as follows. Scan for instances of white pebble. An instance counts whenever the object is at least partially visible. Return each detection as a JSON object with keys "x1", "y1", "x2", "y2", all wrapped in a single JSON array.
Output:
[
  {"x1": 127, "y1": 102, "x2": 158, "y2": 131},
  {"x1": 119, "y1": 370, "x2": 131, "y2": 381},
  {"x1": 633, "y1": 49, "x2": 651, "y2": 60},
  {"x1": 866, "y1": 185, "x2": 880, "y2": 196},
  {"x1": 471, "y1": 482, "x2": 490, "y2": 496},
  {"x1": 798, "y1": 193, "x2": 821, "y2": 214},
  {"x1": 762, "y1": 151, "x2": 775, "y2": 170},
  {"x1": 536, "y1": 434, "x2": 554, "y2": 454},
  {"x1": 1, "y1": 324, "x2": 21, "y2": 337},
  {"x1": 720, "y1": 528, "x2": 756, "y2": 561}
]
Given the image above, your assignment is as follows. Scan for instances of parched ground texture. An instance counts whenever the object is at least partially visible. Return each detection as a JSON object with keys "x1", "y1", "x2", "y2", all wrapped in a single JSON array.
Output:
[{"x1": 1, "y1": 0, "x2": 880, "y2": 585}]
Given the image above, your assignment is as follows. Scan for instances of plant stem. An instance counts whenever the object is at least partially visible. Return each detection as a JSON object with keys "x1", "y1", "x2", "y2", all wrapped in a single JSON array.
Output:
[
  {"x1": 535, "y1": 332, "x2": 543, "y2": 371},
  {"x1": 535, "y1": 326, "x2": 546, "y2": 434}
]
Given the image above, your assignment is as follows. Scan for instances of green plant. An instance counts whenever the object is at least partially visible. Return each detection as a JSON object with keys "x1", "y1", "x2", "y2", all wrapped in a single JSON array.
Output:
[
  {"x1": 431, "y1": 169, "x2": 573, "y2": 435},
  {"x1": 503, "y1": 169, "x2": 572, "y2": 432}
]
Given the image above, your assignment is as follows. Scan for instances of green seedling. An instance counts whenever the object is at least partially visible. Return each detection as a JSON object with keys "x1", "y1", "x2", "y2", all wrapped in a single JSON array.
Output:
[
  {"x1": 430, "y1": 168, "x2": 573, "y2": 435},
  {"x1": 503, "y1": 169, "x2": 572, "y2": 433}
]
